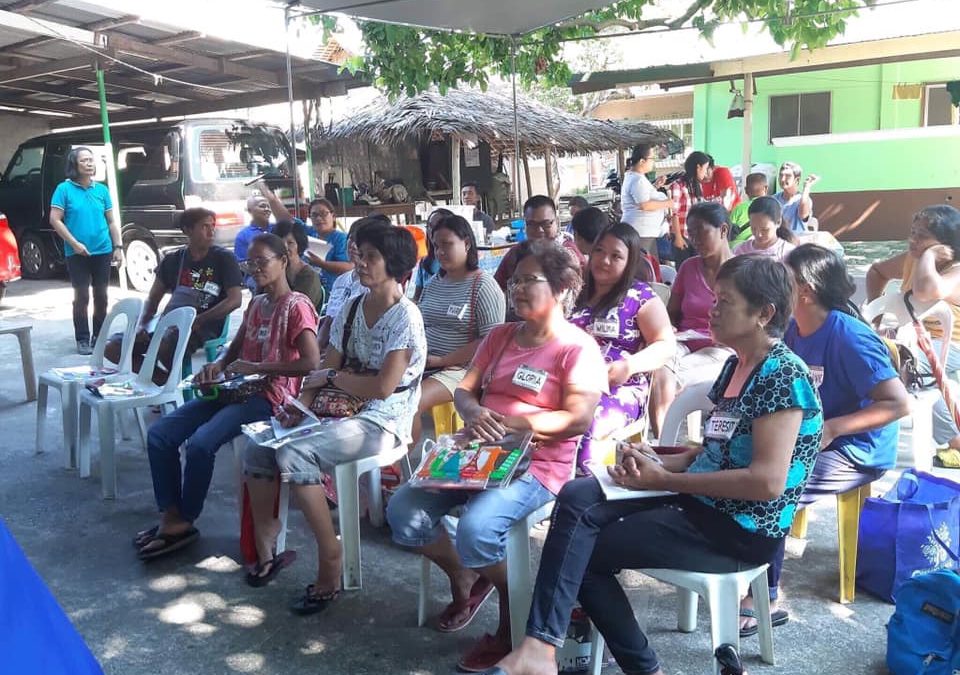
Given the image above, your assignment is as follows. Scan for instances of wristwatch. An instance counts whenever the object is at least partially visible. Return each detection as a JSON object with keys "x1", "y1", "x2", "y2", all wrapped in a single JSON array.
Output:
[{"x1": 325, "y1": 368, "x2": 337, "y2": 387}]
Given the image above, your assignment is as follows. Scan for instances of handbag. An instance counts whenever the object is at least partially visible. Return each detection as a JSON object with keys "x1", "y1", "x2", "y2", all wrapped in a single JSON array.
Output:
[
  {"x1": 192, "y1": 374, "x2": 268, "y2": 405},
  {"x1": 857, "y1": 469, "x2": 960, "y2": 603}
]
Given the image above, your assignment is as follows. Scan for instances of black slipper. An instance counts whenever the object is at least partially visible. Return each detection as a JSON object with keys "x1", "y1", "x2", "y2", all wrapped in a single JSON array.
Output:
[
  {"x1": 290, "y1": 585, "x2": 340, "y2": 616},
  {"x1": 132, "y1": 525, "x2": 159, "y2": 548},
  {"x1": 715, "y1": 643, "x2": 745, "y2": 675},
  {"x1": 137, "y1": 527, "x2": 199, "y2": 561},
  {"x1": 739, "y1": 607, "x2": 789, "y2": 637},
  {"x1": 245, "y1": 551, "x2": 296, "y2": 588}
]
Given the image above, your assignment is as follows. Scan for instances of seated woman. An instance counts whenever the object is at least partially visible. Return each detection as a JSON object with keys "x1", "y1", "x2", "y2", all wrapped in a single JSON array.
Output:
[
  {"x1": 303, "y1": 197, "x2": 352, "y2": 294},
  {"x1": 243, "y1": 223, "x2": 425, "y2": 607},
  {"x1": 274, "y1": 219, "x2": 324, "y2": 310},
  {"x1": 650, "y1": 201, "x2": 734, "y2": 436},
  {"x1": 735, "y1": 244, "x2": 910, "y2": 635},
  {"x1": 732, "y1": 195, "x2": 797, "y2": 260},
  {"x1": 135, "y1": 233, "x2": 320, "y2": 560},
  {"x1": 413, "y1": 213, "x2": 506, "y2": 443},
  {"x1": 387, "y1": 239, "x2": 607, "y2": 672},
  {"x1": 867, "y1": 205, "x2": 960, "y2": 449},
  {"x1": 569, "y1": 222, "x2": 676, "y2": 469},
  {"x1": 414, "y1": 208, "x2": 454, "y2": 302},
  {"x1": 491, "y1": 254, "x2": 823, "y2": 675}
]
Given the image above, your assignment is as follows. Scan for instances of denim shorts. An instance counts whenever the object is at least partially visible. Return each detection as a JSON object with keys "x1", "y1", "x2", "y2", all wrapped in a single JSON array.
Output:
[{"x1": 386, "y1": 473, "x2": 554, "y2": 568}]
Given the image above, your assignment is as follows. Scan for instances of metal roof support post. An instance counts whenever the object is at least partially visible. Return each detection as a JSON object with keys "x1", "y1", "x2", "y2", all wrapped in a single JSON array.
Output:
[
  {"x1": 511, "y1": 35, "x2": 520, "y2": 218},
  {"x1": 96, "y1": 66, "x2": 126, "y2": 291},
  {"x1": 284, "y1": 4, "x2": 302, "y2": 216},
  {"x1": 741, "y1": 72, "x2": 754, "y2": 187}
]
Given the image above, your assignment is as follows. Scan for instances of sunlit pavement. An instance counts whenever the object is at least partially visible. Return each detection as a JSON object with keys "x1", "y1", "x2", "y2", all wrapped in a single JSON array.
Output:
[{"x1": 0, "y1": 278, "x2": 896, "y2": 674}]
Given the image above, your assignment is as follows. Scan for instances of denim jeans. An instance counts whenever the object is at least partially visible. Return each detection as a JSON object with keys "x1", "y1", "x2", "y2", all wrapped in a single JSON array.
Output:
[
  {"x1": 146, "y1": 395, "x2": 272, "y2": 522},
  {"x1": 66, "y1": 253, "x2": 111, "y2": 342},
  {"x1": 387, "y1": 473, "x2": 554, "y2": 568},
  {"x1": 526, "y1": 477, "x2": 779, "y2": 675}
]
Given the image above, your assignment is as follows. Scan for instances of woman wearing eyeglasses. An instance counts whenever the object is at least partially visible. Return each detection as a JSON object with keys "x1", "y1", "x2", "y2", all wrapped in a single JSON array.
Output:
[
  {"x1": 135, "y1": 233, "x2": 320, "y2": 561},
  {"x1": 303, "y1": 197, "x2": 352, "y2": 293},
  {"x1": 387, "y1": 239, "x2": 607, "y2": 672}
]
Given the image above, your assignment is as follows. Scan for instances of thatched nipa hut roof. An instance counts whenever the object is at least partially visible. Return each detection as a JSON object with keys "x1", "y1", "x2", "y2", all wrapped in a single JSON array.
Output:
[{"x1": 310, "y1": 88, "x2": 681, "y2": 157}]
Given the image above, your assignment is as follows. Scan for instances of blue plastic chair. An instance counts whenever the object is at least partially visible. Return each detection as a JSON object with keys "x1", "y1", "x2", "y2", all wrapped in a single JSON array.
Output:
[{"x1": 181, "y1": 317, "x2": 232, "y2": 401}]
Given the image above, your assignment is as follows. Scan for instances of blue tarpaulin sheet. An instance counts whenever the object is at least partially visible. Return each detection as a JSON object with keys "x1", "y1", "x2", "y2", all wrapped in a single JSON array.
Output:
[{"x1": 0, "y1": 518, "x2": 103, "y2": 674}]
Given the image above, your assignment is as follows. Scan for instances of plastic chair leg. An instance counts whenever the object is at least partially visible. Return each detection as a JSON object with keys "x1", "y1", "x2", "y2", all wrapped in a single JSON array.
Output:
[
  {"x1": 335, "y1": 461, "x2": 363, "y2": 591},
  {"x1": 588, "y1": 624, "x2": 605, "y2": 675},
  {"x1": 35, "y1": 381, "x2": 48, "y2": 455},
  {"x1": 276, "y1": 481, "x2": 290, "y2": 555},
  {"x1": 750, "y1": 572, "x2": 775, "y2": 665},
  {"x1": 367, "y1": 468, "x2": 384, "y2": 528},
  {"x1": 705, "y1": 579, "x2": 743, "y2": 675},
  {"x1": 790, "y1": 507, "x2": 809, "y2": 539},
  {"x1": 135, "y1": 408, "x2": 148, "y2": 450},
  {"x1": 505, "y1": 517, "x2": 534, "y2": 649},
  {"x1": 418, "y1": 556, "x2": 432, "y2": 627},
  {"x1": 677, "y1": 587, "x2": 699, "y2": 632},
  {"x1": 78, "y1": 402, "x2": 92, "y2": 479},
  {"x1": 97, "y1": 405, "x2": 118, "y2": 499},
  {"x1": 836, "y1": 484, "x2": 870, "y2": 604},
  {"x1": 910, "y1": 393, "x2": 936, "y2": 471},
  {"x1": 61, "y1": 386, "x2": 78, "y2": 469}
]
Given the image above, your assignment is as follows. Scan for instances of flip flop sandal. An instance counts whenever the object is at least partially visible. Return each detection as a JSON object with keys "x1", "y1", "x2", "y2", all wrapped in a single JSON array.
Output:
[
  {"x1": 935, "y1": 448, "x2": 960, "y2": 469},
  {"x1": 437, "y1": 578, "x2": 495, "y2": 633},
  {"x1": 290, "y1": 585, "x2": 340, "y2": 616},
  {"x1": 245, "y1": 551, "x2": 297, "y2": 588},
  {"x1": 739, "y1": 608, "x2": 789, "y2": 638},
  {"x1": 132, "y1": 525, "x2": 159, "y2": 548},
  {"x1": 715, "y1": 643, "x2": 745, "y2": 675},
  {"x1": 137, "y1": 527, "x2": 200, "y2": 561}
]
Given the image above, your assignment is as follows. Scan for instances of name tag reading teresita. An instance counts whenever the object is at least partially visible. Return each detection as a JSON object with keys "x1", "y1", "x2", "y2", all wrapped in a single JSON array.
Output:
[
  {"x1": 512, "y1": 364, "x2": 548, "y2": 393},
  {"x1": 446, "y1": 304, "x2": 467, "y2": 320},
  {"x1": 704, "y1": 413, "x2": 741, "y2": 441},
  {"x1": 591, "y1": 317, "x2": 619, "y2": 338},
  {"x1": 808, "y1": 365, "x2": 824, "y2": 389}
]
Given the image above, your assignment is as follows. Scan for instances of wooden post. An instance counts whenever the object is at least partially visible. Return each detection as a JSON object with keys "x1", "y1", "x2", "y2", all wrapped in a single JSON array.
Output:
[
  {"x1": 543, "y1": 146, "x2": 555, "y2": 201},
  {"x1": 742, "y1": 72, "x2": 754, "y2": 187},
  {"x1": 521, "y1": 146, "x2": 533, "y2": 204},
  {"x1": 617, "y1": 147, "x2": 626, "y2": 180},
  {"x1": 451, "y1": 136, "x2": 462, "y2": 205}
]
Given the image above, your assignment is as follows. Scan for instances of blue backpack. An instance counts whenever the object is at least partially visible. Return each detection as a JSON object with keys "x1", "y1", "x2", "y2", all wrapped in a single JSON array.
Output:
[{"x1": 888, "y1": 569, "x2": 960, "y2": 674}]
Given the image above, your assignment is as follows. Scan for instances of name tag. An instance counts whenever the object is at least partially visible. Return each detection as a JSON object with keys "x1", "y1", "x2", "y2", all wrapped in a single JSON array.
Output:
[
  {"x1": 512, "y1": 364, "x2": 548, "y2": 393},
  {"x1": 371, "y1": 338, "x2": 384, "y2": 357},
  {"x1": 446, "y1": 304, "x2": 467, "y2": 320},
  {"x1": 704, "y1": 413, "x2": 740, "y2": 441},
  {"x1": 808, "y1": 366, "x2": 824, "y2": 389},
  {"x1": 203, "y1": 281, "x2": 221, "y2": 297},
  {"x1": 257, "y1": 325, "x2": 270, "y2": 342},
  {"x1": 591, "y1": 317, "x2": 619, "y2": 338}
]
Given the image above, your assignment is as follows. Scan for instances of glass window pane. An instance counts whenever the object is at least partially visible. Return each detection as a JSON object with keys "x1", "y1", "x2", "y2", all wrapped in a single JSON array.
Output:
[
  {"x1": 770, "y1": 95, "x2": 800, "y2": 139},
  {"x1": 5, "y1": 146, "x2": 43, "y2": 181},
  {"x1": 927, "y1": 86, "x2": 953, "y2": 126},
  {"x1": 799, "y1": 92, "x2": 831, "y2": 136}
]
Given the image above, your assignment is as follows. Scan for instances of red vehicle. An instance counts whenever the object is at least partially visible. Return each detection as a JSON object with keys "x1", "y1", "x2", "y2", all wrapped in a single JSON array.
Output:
[{"x1": 0, "y1": 211, "x2": 21, "y2": 305}]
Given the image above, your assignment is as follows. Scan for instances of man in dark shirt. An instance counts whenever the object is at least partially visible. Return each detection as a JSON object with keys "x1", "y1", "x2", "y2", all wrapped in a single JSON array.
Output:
[
  {"x1": 461, "y1": 182, "x2": 496, "y2": 234},
  {"x1": 105, "y1": 208, "x2": 242, "y2": 383}
]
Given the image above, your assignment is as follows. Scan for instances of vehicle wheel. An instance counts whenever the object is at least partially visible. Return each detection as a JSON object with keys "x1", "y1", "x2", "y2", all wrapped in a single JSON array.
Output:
[
  {"x1": 124, "y1": 237, "x2": 158, "y2": 293},
  {"x1": 19, "y1": 232, "x2": 54, "y2": 279}
]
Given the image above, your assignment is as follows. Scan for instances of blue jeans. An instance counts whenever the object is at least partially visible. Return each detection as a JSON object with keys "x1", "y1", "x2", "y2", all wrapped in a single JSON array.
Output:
[
  {"x1": 146, "y1": 395, "x2": 272, "y2": 522},
  {"x1": 387, "y1": 473, "x2": 554, "y2": 568}
]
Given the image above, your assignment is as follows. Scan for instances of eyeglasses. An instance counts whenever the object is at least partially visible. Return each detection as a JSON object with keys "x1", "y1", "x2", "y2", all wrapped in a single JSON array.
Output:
[
  {"x1": 524, "y1": 219, "x2": 555, "y2": 232},
  {"x1": 507, "y1": 274, "x2": 549, "y2": 290},
  {"x1": 310, "y1": 210, "x2": 333, "y2": 218},
  {"x1": 241, "y1": 255, "x2": 279, "y2": 271}
]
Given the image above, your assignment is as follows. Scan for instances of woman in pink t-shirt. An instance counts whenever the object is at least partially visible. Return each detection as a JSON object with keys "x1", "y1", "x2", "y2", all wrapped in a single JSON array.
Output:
[
  {"x1": 650, "y1": 201, "x2": 734, "y2": 435},
  {"x1": 387, "y1": 240, "x2": 607, "y2": 672},
  {"x1": 136, "y1": 233, "x2": 320, "y2": 561},
  {"x1": 732, "y1": 195, "x2": 797, "y2": 261}
]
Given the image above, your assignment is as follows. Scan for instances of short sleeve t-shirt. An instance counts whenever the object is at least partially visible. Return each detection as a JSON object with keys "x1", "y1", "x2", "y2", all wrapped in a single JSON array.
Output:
[
  {"x1": 318, "y1": 229, "x2": 349, "y2": 293},
  {"x1": 688, "y1": 341, "x2": 823, "y2": 538},
  {"x1": 728, "y1": 198, "x2": 754, "y2": 243},
  {"x1": 470, "y1": 322, "x2": 608, "y2": 494},
  {"x1": 323, "y1": 270, "x2": 367, "y2": 320},
  {"x1": 784, "y1": 311, "x2": 899, "y2": 469},
  {"x1": 733, "y1": 237, "x2": 796, "y2": 261},
  {"x1": 419, "y1": 271, "x2": 505, "y2": 357},
  {"x1": 238, "y1": 292, "x2": 318, "y2": 412},
  {"x1": 330, "y1": 295, "x2": 426, "y2": 442},
  {"x1": 289, "y1": 264, "x2": 324, "y2": 310},
  {"x1": 233, "y1": 222, "x2": 272, "y2": 262},
  {"x1": 158, "y1": 246, "x2": 242, "y2": 337},
  {"x1": 50, "y1": 180, "x2": 114, "y2": 257},
  {"x1": 774, "y1": 191, "x2": 812, "y2": 234},
  {"x1": 621, "y1": 171, "x2": 667, "y2": 238},
  {"x1": 672, "y1": 256, "x2": 715, "y2": 350}
]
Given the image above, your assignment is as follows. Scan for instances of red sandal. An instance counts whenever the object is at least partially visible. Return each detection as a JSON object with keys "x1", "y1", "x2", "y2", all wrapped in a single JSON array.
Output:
[{"x1": 437, "y1": 577, "x2": 495, "y2": 632}]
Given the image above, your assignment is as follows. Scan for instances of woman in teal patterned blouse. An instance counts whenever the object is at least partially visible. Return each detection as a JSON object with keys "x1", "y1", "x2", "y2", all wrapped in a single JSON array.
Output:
[{"x1": 488, "y1": 254, "x2": 823, "y2": 675}]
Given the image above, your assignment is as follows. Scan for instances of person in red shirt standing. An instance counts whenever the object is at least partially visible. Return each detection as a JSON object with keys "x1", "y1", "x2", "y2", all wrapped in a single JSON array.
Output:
[{"x1": 703, "y1": 162, "x2": 741, "y2": 212}]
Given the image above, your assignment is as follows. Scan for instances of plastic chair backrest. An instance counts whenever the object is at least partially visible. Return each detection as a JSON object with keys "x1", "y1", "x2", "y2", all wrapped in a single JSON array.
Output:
[
  {"x1": 650, "y1": 282, "x2": 670, "y2": 306},
  {"x1": 91, "y1": 297, "x2": 143, "y2": 373},
  {"x1": 136, "y1": 306, "x2": 197, "y2": 392},
  {"x1": 862, "y1": 290, "x2": 953, "y2": 368},
  {"x1": 657, "y1": 380, "x2": 713, "y2": 447},
  {"x1": 659, "y1": 265, "x2": 677, "y2": 285}
]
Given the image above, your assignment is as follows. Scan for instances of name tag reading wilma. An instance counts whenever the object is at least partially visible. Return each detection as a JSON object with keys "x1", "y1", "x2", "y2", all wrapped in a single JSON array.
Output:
[
  {"x1": 512, "y1": 364, "x2": 548, "y2": 393},
  {"x1": 704, "y1": 413, "x2": 740, "y2": 441},
  {"x1": 808, "y1": 366, "x2": 824, "y2": 389},
  {"x1": 446, "y1": 304, "x2": 467, "y2": 320},
  {"x1": 592, "y1": 318, "x2": 619, "y2": 338}
]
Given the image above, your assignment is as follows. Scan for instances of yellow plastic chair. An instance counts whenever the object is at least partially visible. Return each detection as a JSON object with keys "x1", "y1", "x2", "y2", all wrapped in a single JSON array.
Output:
[
  {"x1": 789, "y1": 482, "x2": 872, "y2": 604},
  {"x1": 430, "y1": 401, "x2": 464, "y2": 438}
]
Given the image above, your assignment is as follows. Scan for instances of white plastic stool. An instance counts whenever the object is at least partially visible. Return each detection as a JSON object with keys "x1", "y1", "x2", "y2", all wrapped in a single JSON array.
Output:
[
  {"x1": 588, "y1": 565, "x2": 774, "y2": 675},
  {"x1": 417, "y1": 499, "x2": 555, "y2": 648}
]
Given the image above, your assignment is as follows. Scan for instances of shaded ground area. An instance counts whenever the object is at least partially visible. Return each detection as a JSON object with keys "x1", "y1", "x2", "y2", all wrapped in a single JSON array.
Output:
[{"x1": 1, "y1": 279, "x2": 895, "y2": 674}]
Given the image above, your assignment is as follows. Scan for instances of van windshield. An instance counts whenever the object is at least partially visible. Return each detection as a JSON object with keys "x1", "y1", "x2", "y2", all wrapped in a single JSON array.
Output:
[{"x1": 192, "y1": 124, "x2": 292, "y2": 182}]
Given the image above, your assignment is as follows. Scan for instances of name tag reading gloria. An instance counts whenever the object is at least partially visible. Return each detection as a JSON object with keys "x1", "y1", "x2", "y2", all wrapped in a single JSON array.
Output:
[
  {"x1": 512, "y1": 364, "x2": 548, "y2": 393},
  {"x1": 446, "y1": 304, "x2": 467, "y2": 320},
  {"x1": 592, "y1": 317, "x2": 619, "y2": 338},
  {"x1": 704, "y1": 413, "x2": 740, "y2": 440},
  {"x1": 808, "y1": 366, "x2": 824, "y2": 389}
]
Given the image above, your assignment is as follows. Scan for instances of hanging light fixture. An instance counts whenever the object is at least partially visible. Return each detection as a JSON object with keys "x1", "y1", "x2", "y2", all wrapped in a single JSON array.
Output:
[{"x1": 728, "y1": 80, "x2": 745, "y2": 118}]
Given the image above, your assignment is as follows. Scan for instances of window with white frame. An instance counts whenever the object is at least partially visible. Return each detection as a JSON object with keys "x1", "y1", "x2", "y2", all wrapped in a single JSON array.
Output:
[
  {"x1": 769, "y1": 92, "x2": 831, "y2": 141},
  {"x1": 923, "y1": 84, "x2": 959, "y2": 126}
]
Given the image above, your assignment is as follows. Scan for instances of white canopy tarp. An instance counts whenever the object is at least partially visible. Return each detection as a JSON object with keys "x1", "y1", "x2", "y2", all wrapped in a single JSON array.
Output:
[{"x1": 294, "y1": 0, "x2": 614, "y2": 35}]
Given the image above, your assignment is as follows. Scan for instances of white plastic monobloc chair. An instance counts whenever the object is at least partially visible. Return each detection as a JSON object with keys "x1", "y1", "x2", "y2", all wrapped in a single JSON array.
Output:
[
  {"x1": 77, "y1": 306, "x2": 196, "y2": 499},
  {"x1": 36, "y1": 297, "x2": 143, "y2": 469},
  {"x1": 586, "y1": 565, "x2": 774, "y2": 675},
  {"x1": 657, "y1": 379, "x2": 714, "y2": 447},
  {"x1": 650, "y1": 281, "x2": 671, "y2": 306}
]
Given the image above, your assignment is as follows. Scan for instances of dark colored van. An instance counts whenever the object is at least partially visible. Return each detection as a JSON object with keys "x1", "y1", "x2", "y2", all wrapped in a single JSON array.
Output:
[{"x1": 0, "y1": 118, "x2": 301, "y2": 292}]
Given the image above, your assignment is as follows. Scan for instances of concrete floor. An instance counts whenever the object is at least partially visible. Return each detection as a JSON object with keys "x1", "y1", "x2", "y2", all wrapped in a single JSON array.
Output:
[{"x1": 0, "y1": 278, "x2": 898, "y2": 674}]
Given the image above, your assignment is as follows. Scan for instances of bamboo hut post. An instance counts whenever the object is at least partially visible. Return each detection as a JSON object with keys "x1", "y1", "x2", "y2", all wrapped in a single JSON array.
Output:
[
  {"x1": 451, "y1": 136, "x2": 462, "y2": 205},
  {"x1": 617, "y1": 147, "x2": 626, "y2": 180},
  {"x1": 544, "y1": 146, "x2": 557, "y2": 201},
  {"x1": 521, "y1": 146, "x2": 533, "y2": 204}
]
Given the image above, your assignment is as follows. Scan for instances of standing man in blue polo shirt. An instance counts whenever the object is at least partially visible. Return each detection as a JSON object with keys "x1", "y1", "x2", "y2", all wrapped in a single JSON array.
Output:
[{"x1": 50, "y1": 146, "x2": 124, "y2": 355}]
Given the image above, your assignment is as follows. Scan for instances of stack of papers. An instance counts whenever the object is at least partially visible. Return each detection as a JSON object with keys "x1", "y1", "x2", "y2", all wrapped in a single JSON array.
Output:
[{"x1": 586, "y1": 462, "x2": 676, "y2": 502}]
